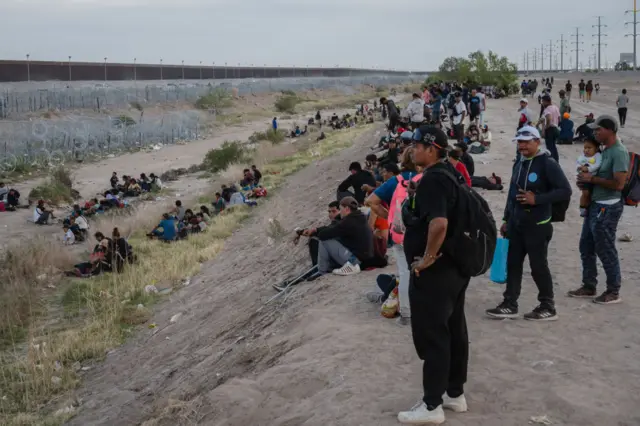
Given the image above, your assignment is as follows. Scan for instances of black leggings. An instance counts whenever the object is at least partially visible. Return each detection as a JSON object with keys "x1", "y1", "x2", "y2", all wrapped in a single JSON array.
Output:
[{"x1": 618, "y1": 107, "x2": 628, "y2": 126}]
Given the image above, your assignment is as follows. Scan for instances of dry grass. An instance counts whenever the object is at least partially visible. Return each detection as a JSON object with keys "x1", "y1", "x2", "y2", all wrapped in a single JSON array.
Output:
[{"x1": 0, "y1": 123, "x2": 373, "y2": 425}]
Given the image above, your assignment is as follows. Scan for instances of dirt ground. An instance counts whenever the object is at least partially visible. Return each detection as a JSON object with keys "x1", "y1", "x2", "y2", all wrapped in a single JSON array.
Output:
[{"x1": 64, "y1": 73, "x2": 640, "y2": 426}]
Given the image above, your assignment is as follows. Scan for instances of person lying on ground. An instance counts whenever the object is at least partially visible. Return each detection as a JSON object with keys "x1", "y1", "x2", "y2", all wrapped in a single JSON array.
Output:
[
  {"x1": 306, "y1": 196, "x2": 374, "y2": 277},
  {"x1": 251, "y1": 165, "x2": 262, "y2": 184},
  {"x1": 148, "y1": 213, "x2": 177, "y2": 242},
  {"x1": 110, "y1": 172, "x2": 118, "y2": 189},
  {"x1": 62, "y1": 224, "x2": 75, "y2": 245},
  {"x1": 471, "y1": 173, "x2": 504, "y2": 191},
  {"x1": 337, "y1": 161, "x2": 376, "y2": 205},
  {"x1": 453, "y1": 143, "x2": 475, "y2": 176},
  {"x1": 447, "y1": 149, "x2": 472, "y2": 187},
  {"x1": 33, "y1": 200, "x2": 55, "y2": 225}
]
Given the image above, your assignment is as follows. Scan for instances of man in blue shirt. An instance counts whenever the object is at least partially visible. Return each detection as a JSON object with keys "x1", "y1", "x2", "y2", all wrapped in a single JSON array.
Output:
[
  {"x1": 272, "y1": 117, "x2": 278, "y2": 131},
  {"x1": 149, "y1": 213, "x2": 177, "y2": 241}
]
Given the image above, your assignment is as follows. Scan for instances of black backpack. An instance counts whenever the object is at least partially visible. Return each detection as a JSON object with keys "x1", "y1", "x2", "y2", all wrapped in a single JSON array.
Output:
[{"x1": 430, "y1": 169, "x2": 498, "y2": 277}]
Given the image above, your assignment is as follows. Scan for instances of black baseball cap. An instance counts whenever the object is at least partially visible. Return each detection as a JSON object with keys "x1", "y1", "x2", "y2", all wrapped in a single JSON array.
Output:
[
  {"x1": 413, "y1": 126, "x2": 449, "y2": 150},
  {"x1": 587, "y1": 114, "x2": 618, "y2": 132}
]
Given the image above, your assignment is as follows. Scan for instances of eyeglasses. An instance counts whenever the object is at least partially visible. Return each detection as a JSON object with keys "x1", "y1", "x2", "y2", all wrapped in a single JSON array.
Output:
[{"x1": 515, "y1": 131, "x2": 538, "y2": 138}]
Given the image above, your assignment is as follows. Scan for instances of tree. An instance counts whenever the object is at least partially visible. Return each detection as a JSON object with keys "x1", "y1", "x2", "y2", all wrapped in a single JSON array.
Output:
[
  {"x1": 615, "y1": 61, "x2": 632, "y2": 71},
  {"x1": 430, "y1": 50, "x2": 518, "y2": 92}
]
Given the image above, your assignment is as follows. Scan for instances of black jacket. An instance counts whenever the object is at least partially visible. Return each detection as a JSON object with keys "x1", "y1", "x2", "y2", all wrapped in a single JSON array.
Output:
[
  {"x1": 504, "y1": 150, "x2": 572, "y2": 227},
  {"x1": 316, "y1": 210, "x2": 374, "y2": 261},
  {"x1": 461, "y1": 152, "x2": 475, "y2": 176},
  {"x1": 337, "y1": 170, "x2": 376, "y2": 204},
  {"x1": 386, "y1": 100, "x2": 399, "y2": 119}
]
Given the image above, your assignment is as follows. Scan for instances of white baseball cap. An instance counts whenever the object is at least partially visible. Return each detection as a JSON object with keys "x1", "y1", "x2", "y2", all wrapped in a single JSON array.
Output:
[
  {"x1": 520, "y1": 98, "x2": 529, "y2": 104},
  {"x1": 512, "y1": 125, "x2": 541, "y2": 142}
]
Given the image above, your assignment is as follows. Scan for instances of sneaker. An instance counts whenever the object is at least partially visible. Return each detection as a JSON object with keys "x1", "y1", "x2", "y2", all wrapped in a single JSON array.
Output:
[
  {"x1": 397, "y1": 402, "x2": 445, "y2": 424},
  {"x1": 396, "y1": 315, "x2": 411, "y2": 326},
  {"x1": 366, "y1": 291, "x2": 384, "y2": 304},
  {"x1": 485, "y1": 302, "x2": 518, "y2": 319},
  {"x1": 442, "y1": 394, "x2": 468, "y2": 413},
  {"x1": 593, "y1": 291, "x2": 622, "y2": 305},
  {"x1": 567, "y1": 286, "x2": 597, "y2": 298},
  {"x1": 332, "y1": 261, "x2": 361, "y2": 276},
  {"x1": 524, "y1": 305, "x2": 558, "y2": 321}
]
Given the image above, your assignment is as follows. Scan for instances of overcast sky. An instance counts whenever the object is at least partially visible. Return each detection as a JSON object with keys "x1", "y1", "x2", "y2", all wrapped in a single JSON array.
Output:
[{"x1": 0, "y1": 0, "x2": 632, "y2": 70}]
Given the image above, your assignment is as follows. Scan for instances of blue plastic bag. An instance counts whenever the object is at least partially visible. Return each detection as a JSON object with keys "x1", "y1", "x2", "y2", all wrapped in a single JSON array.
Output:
[{"x1": 490, "y1": 238, "x2": 509, "y2": 284}]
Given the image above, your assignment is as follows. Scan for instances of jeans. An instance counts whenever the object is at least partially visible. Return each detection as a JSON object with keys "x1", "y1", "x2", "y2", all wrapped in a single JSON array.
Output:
[
  {"x1": 35, "y1": 211, "x2": 51, "y2": 225},
  {"x1": 409, "y1": 260, "x2": 470, "y2": 408},
  {"x1": 317, "y1": 239, "x2": 358, "y2": 274},
  {"x1": 618, "y1": 107, "x2": 628, "y2": 126},
  {"x1": 579, "y1": 202, "x2": 624, "y2": 294},
  {"x1": 544, "y1": 126, "x2": 559, "y2": 162},
  {"x1": 504, "y1": 222, "x2": 554, "y2": 308},
  {"x1": 393, "y1": 244, "x2": 411, "y2": 318}
]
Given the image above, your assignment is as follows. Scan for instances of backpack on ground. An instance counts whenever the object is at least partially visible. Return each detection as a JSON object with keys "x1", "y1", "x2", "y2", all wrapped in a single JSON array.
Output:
[
  {"x1": 430, "y1": 169, "x2": 497, "y2": 277},
  {"x1": 622, "y1": 152, "x2": 640, "y2": 206}
]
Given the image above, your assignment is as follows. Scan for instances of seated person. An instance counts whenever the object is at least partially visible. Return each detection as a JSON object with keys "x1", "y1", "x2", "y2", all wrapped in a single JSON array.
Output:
[
  {"x1": 139, "y1": 173, "x2": 151, "y2": 192},
  {"x1": 200, "y1": 205, "x2": 212, "y2": 222},
  {"x1": 213, "y1": 192, "x2": 226, "y2": 213},
  {"x1": 221, "y1": 184, "x2": 235, "y2": 203},
  {"x1": 316, "y1": 131, "x2": 326, "y2": 141},
  {"x1": 125, "y1": 178, "x2": 142, "y2": 196},
  {"x1": 148, "y1": 213, "x2": 177, "y2": 241},
  {"x1": 448, "y1": 149, "x2": 472, "y2": 187},
  {"x1": 4, "y1": 188, "x2": 21, "y2": 210},
  {"x1": 479, "y1": 124, "x2": 492, "y2": 145},
  {"x1": 33, "y1": 200, "x2": 55, "y2": 225},
  {"x1": 73, "y1": 212, "x2": 90, "y2": 240},
  {"x1": 364, "y1": 154, "x2": 382, "y2": 182},
  {"x1": 62, "y1": 224, "x2": 76, "y2": 245},
  {"x1": 67, "y1": 243, "x2": 112, "y2": 277},
  {"x1": 170, "y1": 200, "x2": 185, "y2": 221},
  {"x1": 454, "y1": 143, "x2": 475, "y2": 176},
  {"x1": 240, "y1": 169, "x2": 255, "y2": 188},
  {"x1": 301, "y1": 125, "x2": 308, "y2": 135},
  {"x1": 104, "y1": 190, "x2": 121, "y2": 207},
  {"x1": 337, "y1": 161, "x2": 376, "y2": 205},
  {"x1": 251, "y1": 165, "x2": 262, "y2": 184},
  {"x1": 110, "y1": 172, "x2": 119, "y2": 189},
  {"x1": 149, "y1": 173, "x2": 163, "y2": 191},
  {"x1": 575, "y1": 113, "x2": 595, "y2": 142},
  {"x1": 315, "y1": 110, "x2": 321, "y2": 121},
  {"x1": 558, "y1": 113, "x2": 574, "y2": 145},
  {"x1": 306, "y1": 197, "x2": 373, "y2": 277},
  {"x1": 196, "y1": 213, "x2": 208, "y2": 231},
  {"x1": 83, "y1": 198, "x2": 100, "y2": 215}
]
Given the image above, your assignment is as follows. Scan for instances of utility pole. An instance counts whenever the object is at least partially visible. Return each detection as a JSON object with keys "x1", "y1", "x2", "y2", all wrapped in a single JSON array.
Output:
[
  {"x1": 592, "y1": 16, "x2": 607, "y2": 71},
  {"x1": 557, "y1": 34, "x2": 567, "y2": 71},
  {"x1": 571, "y1": 27, "x2": 584, "y2": 72},
  {"x1": 625, "y1": 1, "x2": 639, "y2": 69},
  {"x1": 533, "y1": 48, "x2": 538, "y2": 71},
  {"x1": 540, "y1": 44, "x2": 545, "y2": 72},
  {"x1": 549, "y1": 39, "x2": 554, "y2": 71},
  {"x1": 526, "y1": 50, "x2": 530, "y2": 73}
]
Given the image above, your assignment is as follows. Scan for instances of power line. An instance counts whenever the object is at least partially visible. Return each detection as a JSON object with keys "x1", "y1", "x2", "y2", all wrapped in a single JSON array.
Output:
[
  {"x1": 557, "y1": 34, "x2": 568, "y2": 71},
  {"x1": 592, "y1": 16, "x2": 608, "y2": 71},
  {"x1": 549, "y1": 39, "x2": 554, "y2": 71},
  {"x1": 625, "y1": 1, "x2": 639, "y2": 69},
  {"x1": 571, "y1": 27, "x2": 584, "y2": 71}
]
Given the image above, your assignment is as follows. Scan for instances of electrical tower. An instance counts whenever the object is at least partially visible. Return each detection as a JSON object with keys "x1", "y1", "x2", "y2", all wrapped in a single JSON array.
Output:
[
  {"x1": 540, "y1": 44, "x2": 546, "y2": 72},
  {"x1": 557, "y1": 34, "x2": 568, "y2": 71},
  {"x1": 533, "y1": 48, "x2": 538, "y2": 71},
  {"x1": 592, "y1": 16, "x2": 608, "y2": 71},
  {"x1": 625, "y1": 1, "x2": 639, "y2": 69},
  {"x1": 548, "y1": 40, "x2": 554, "y2": 71},
  {"x1": 571, "y1": 27, "x2": 584, "y2": 71}
]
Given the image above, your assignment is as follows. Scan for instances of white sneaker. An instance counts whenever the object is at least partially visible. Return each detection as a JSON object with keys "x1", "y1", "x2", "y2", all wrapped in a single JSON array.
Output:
[
  {"x1": 442, "y1": 393, "x2": 468, "y2": 412},
  {"x1": 397, "y1": 402, "x2": 445, "y2": 424},
  {"x1": 332, "y1": 261, "x2": 361, "y2": 276}
]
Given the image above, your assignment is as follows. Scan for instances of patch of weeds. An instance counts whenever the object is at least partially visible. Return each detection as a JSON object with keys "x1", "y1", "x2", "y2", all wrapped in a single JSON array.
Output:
[
  {"x1": 112, "y1": 115, "x2": 137, "y2": 127},
  {"x1": 201, "y1": 141, "x2": 248, "y2": 173},
  {"x1": 274, "y1": 95, "x2": 300, "y2": 114},
  {"x1": 28, "y1": 167, "x2": 75, "y2": 205},
  {"x1": 195, "y1": 88, "x2": 233, "y2": 110}
]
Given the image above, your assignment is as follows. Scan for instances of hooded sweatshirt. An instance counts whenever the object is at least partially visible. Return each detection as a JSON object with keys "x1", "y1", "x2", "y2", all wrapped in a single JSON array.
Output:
[
  {"x1": 404, "y1": 98, "x2": 425, "y2": 122},
  {"x1": 503, "y1": 149, "x2": 572, "y2": 227},
  {"x1": 315, "y1": 210, "x2": 374, "y2": 261}
]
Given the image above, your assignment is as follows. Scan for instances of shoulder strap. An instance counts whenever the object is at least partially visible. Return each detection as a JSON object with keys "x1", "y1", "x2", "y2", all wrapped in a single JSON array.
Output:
[{"x1": 429, "y1": 167, "x2": 462, "y2": 188}]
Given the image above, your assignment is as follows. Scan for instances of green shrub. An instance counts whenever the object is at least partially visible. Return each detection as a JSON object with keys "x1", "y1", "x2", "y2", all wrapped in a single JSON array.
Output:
[
  {"x1": 112, "y1": 115, "x2": 136, "y2": 127},
  {"x1": 195, "y1": 88, "x2": 233, "y2": 110},
  {"x1": 281, "y1": 89, "x2": 296, "y2": 96},
  {"x1": 275, "y1": 95, "x2": 300, "y2": 114},
  {"x1": 201, "y1": 141, "x2": 248, "y2": 173},
  {"x1": 248, "y1": 130, "x2": 268, "y2": 143},
  {"x1": 28, "y1": 167, "x2": 74, "y2": 205}
]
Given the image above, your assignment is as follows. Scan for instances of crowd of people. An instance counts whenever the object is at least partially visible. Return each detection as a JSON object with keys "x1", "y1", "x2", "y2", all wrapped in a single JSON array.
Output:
[{"x1": 272, "y1": 80, "x2": 636, "y2": 424}]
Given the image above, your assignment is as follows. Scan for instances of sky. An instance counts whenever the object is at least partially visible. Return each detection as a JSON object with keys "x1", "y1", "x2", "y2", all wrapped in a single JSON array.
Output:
[{"x1": 0, "y1": 0, "x2": 634, "y2": 71}]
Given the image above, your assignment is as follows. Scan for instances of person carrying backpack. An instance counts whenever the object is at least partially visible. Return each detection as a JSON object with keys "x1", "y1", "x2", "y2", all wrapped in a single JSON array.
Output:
[
  {"x1": 397, "y1": 126, "x2": 496, "y2": 424},
  {"x1": 486, "y1": 126, "x2": 572, "y2": 322}
]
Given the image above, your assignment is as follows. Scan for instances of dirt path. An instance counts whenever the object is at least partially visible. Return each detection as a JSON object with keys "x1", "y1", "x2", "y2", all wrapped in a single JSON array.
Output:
[{"x1": 66, "y1": 87, "x2": 640, "y2": 426}]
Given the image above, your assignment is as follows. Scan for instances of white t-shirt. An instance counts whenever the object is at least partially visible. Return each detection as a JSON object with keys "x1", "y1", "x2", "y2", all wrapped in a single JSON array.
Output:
[
  {"x1": 33, "y1": 207, "x2": 43, "y2": 222},
  {"x1": 63, "y1": 229, "x2": 75, "y2": 245},
  {"x1": 453, "y1": 101, "x2": 467, "y2": 125},
  {"x1": 75, "y1": 215, "x2": 89, "y2": 230},
  {"x1": 477, "y1": 92, "x2": 486, "y2": 111}
]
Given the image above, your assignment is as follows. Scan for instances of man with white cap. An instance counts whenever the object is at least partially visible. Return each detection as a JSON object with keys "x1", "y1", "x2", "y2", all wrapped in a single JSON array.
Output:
[
  {"x1": 569, "y1": 115, "x2": 629, "y2": 304},
  {"x1": 517, "y1": 98, "x2": 534, "y2": 130},
  {"x1": 487, "y1": 125, "x2": 572, "y2": 321}
]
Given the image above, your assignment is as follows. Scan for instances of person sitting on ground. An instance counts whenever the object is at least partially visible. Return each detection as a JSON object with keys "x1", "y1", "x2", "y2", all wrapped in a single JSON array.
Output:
[
  {"x1": 221, "y1": 184, "x2": 235, "y2": 203},
  {"x1": 0, "y1": 182, "x2": 8, "y2": 201},
  {"x1": 447, "y1": 149, "x2": 472, "y2": 187},
  {"x1": 200, "y1": 205, "x2": 212, "y2": 222},
  {"x1": 33, "y1": 200, "x2": 55, "y2": 225},
  {"x1": 365, "y1": 154, "x2": 382, "y2": 182},
  {"x1": 316, "y1": 131, "x2": 326, "y2": 141},
  {"x1": 148, "y1": 213, "x2": 177, "y2": 242},
  {"x1": 139, "y1": 173, "x2": 151, "y2": 192},
  {"x1": 213, "y1": 192, "x2": 226, "y2": 214},
  {"x1": 240, "y1": 169, "x2": 255, "y2": 188},
  {"x1": 149, "y1": 173, "x2": 163, "y2": 191},
  {"x1": 453, "y1": 143, "x2": 475, "y2": 176},
  {"x1": 293, "y1": 201, "x2": 342, "y2": 271},
  {"x1": 3, "y1": 188, "x2": 21, "y2": 211},
  {"x1": 170, "y1": 200, "x2": 185, "y2": 221},
  {"x1": 110, "y1": 172, "x2": 119, "y2": 189},
  {"x1": 559, "y1": 112, "x2": 575, "y2": 145},
  {"x1": 111, "y1": 227, "x2": 134, "y2": 272},
  {"x1": 251, "y1": 165, "x2": 262, "y2": 184},
  {"x1": 105, "y1": 190, "x2": 121, "y2": 208},
  {"x1": 62, "y1": 224, "x2": 75, "y2": 245},
  {"x1": 306, "y1": 196, "x2": 373, "y2": 278},
  {"x1": 479, "y1": 124, "x2": 492, "y2": 145},
  {"x1": 126, "y1": 178, "x2": 142, "y2": 196},
  {"x1": 248, "y1": 185, "x2": 267, "y2": 198},
  {"x1": 575, "y1": 113, "x2": 596, "y2": 142},
  {"x1": 67, "y1": 235, "x2": 112, "y2": 277},
  {"x1": 337, "y1": 161, "x2": 376, "y2": 205},
  {"x1": 196, "y1": 213, "x2": 208, "y2": 231}
]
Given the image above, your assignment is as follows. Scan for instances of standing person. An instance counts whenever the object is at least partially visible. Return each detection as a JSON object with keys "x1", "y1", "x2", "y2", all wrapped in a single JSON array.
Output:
[
  {"x1": 540, "y1": 95, "x2": 560, "y2": 162},
  {"x1": 517, "y1": 98, "x2": 534, "y2": 130},
  {"x1": 397, "y1": 127, "x2": 470, "y2": 425},
  {"x1": 565, "y1": 80, "x2": 573, "y2": 99},
  {"x1": 578, "y1": 79, "x2": 586, "y2": 102},
  {"x1": 595, "y1": 82, "x2": 600, "y2": 95},
  {"x1": 558, "y1": 90, "x2": 571, "y2": 117},
  {"x1": 272, "y1": 117, "x2": 278, "y2": 131},
  {"x1": 477, "y1": 87, "x2": 487, "y2": 126},
  {"x1": 404, "y1": 93, "x2": 425, "y2": 129},
  {"x1": 431, "y1": 88, "x2": 443, "y2": 123},
  {"x1": 452, "y1": 92, "x2": 467, "y2": 143},
  {"x1": 486, "y1": 126, "x2": 572, "y2": 321},
  {"x1": 569, "y1": 115, "x2": 629, "y2": 304},
  {"x1": 616, "y1": 89, "x2": 629, "y2": 128},
  {"x1": 585, "y1": 80, "x2": 593, "y2": 102},
  {"x1": 380, "y1": 97, "x2": 400, "y2": 132},
  {"x1": 468, "y1": 89, "x2": 481, "y2": 125}
]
